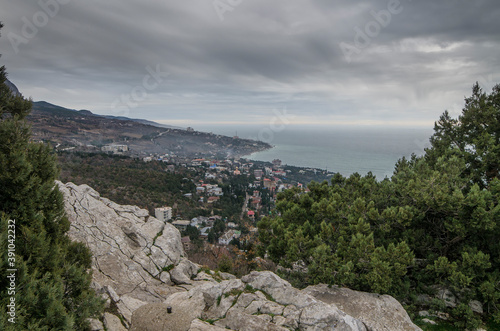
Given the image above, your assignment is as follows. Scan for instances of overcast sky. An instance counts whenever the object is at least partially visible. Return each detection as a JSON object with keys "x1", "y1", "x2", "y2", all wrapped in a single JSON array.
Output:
[{"x1": 1, "y1": 0, "x2": 499, "y2": 128}]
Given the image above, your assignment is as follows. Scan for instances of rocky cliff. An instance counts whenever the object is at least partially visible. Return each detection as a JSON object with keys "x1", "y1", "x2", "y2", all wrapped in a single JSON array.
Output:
[{"x1": 58, "y1": 181, "x2": 421, "y2": 331}]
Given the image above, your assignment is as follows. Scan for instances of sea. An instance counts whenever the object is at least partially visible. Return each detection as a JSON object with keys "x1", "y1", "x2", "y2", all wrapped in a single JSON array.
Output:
[{"x1": 195, "y1": 124, "x2": 435, "y2": 180}]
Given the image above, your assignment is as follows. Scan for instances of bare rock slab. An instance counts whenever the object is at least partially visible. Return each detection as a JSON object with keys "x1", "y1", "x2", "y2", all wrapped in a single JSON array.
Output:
[
  {"x1": 58, "y1": 181, "x2": 185, "y2": 302},
  {"x1": 303, "y1": 284, "x2": 422, "y2": 331},
  {"x1": 189, "y1": 319, "x2": 227, "y2": 331},
  {"x1": 103, "y1": 313, "x2": 127, "y2": 331}
]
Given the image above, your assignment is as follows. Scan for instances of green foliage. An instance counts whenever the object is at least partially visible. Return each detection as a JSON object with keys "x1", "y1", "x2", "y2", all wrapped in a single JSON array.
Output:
[
  {"x1": 183, "y1": 225, "x2": 201, "y2": 243},
  {"x1": 428, "y1": 82, "x2": 500, "y2": 188},
  {"x1": 57, "y1": 152, "x2": 197, "y2": 217},
  {"x1": 258, "y1": 83, "x2": 500, "y2": 326},
  {"x1": 244, "y1": 284, "x2": 257, "y2": 293},
  {"x1": 162, "y1": 264, "x2": 174, "y2": 272},
  {"x1": 0, "y1": 55, "x2": 103, "y2": 329},
  {"x1": 414, "y1": 318, "x2": 463, "y2": 331},
  {"x1": 217, "y1": 255, "x2": 233, "y2": 273},
  {"x1": 208, "y1": 219, "x2": 226, "y2": 243}
]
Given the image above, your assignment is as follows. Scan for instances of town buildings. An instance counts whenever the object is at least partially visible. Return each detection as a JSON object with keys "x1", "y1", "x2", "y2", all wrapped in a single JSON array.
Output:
[
  {"x1": 154, "y1": 206, "x2": 172, "y2": 222},
  {"x1": 218, "y1": 229, "x2": 241, "y2": 245},
  {"x1": 101, "y1": 144, "x2": 129, "y2": 154},
  {"x1": 172, "y1": 220, "x2": 191, "y2": 231}
]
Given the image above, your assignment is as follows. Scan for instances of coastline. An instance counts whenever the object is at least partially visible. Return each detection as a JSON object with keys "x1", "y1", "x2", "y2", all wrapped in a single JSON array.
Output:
[{"x1": 233, "y1": 126, "x2": 434, "y2": 180}]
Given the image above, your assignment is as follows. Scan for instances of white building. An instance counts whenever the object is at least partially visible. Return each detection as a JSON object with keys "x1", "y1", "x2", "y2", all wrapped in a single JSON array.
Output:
[
  {"x1": 155, "y1": 207, "x2": 172, "y2": 222},
  {"x1": 207, "y1": 186, "x2": 223, "y2": 196},
  {"x1": 101, "y1": 144, "x2": 128, "y2": 153}
]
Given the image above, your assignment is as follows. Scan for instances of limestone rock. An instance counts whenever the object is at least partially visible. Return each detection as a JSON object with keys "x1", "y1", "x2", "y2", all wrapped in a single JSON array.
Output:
[
  {"x1": 422, "y1": 318, "x2": 437, "y2": 325},
  {"x1": 156, "y1": 279, "x2": 248, "y2": 329},
  {"x1": 241, "y1": 271, "x2": 316, "y2": 308},
  {"x1": 469, "y1": 300, "x2": 483, "y2": 314},
  {"x1": 189, "y1": 319, "x2": 227, "y2": 331},
  {"x1": 197, "y1": 279, "x2": 245, "y2": 309},
  {"x1": 436, "y1": 288, "x2": 457, "y2": 308},
  {"x1": 233, "y1": 292, "x2": 260, "y2": 310},
  {"x1": 243, "y1": 299, "x2": 267, "y2": 315},
  {"x1": 272, "y1": 315, "x2": 287, "y2": 327},
  {"x1": 103, "y1": 313, "x2": 127, "y2": 331},
  {"x1": 162, "y1": 291, "x2": 207, "y2": 330},
  {"x1": 130, "y1": 302, "x2": 192, "y2": 331},
  {"x1": 204, "y1": 294, "x2": 236, "y2": 320},
  {"x1": 261, "y1": 301, "x2": 285, "y2": 315},
  {"x1": 58, "y1": 181, "x2": 184, "y2": 302},
  {"x1": 106, "y1": 285, "x2": 121, "y2": 303},
  {"x1": 299, "y1": 301, "x2": 367, "y2": 331},
  {"x1": 304, "y1": 284, "x2": 422, "y2": 331},
  {"x1": 193, "y1": 271, "x2": 216, "y2": 282},
  {"x1": 216, "y1": 310, "x2": 288, "y2": 331},
  {"x1": 116, "y1": 295, "x2": 148, "y2": 325},
  {"x1": 219, "y1": 272, "x2": 237, "y2": 280},
  {"x1": 88, "y1": 318, "x2": 104, "y2": 331},
  {"x1": 241, "y1": 272, "x2": 366, "y2": 331},
  {"x1": 170, "y1": 259, "x2": 200, "y2": 285}
]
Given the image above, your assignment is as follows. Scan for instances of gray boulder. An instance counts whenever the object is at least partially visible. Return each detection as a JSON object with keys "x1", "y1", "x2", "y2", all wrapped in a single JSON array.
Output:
[
  {"x1": 87, "y1": 318, "x2": 104, "y2": 331},
  {"x1": 189, "y1": 319, "x2": 227, "y2": 331},
  {"x1": 170, "y1": 259, "x2": 199, "y2": 285},
  {"x1": 304, "y1": 284, "x2": 422, "y2": 331},
  {"x1": 58, "y1": 181, "x2": 185, "y2": 303},
  {"x1": 241, "y1": 271, "x2": 317, "y2": 308},
  {"x1": 103, "y1": 313, "x2": 127, "y2": 331},
  {"x1": 130, "y1": 302, "x2": 190, "y2": 331},
  {"x1": 216, "y1": 310, "x2": 288, "y2": 331}
]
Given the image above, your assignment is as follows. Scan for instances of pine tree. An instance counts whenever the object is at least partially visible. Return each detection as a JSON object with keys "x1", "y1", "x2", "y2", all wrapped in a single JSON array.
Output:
[
  {"x1": 0, "y1": 23, "x2": 103, "y2": 330},
  {"x1": 258, "y1": 83, "x2": 500, "y2": 326},
  {"x1": 428, "y1": 82, "x2": 500, "y2": 188}
]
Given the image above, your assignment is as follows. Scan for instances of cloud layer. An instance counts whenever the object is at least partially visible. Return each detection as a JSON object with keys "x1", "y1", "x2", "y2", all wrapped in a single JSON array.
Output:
[{"x1": 1, "y1": 0, "x2": 499, "y2": 127}]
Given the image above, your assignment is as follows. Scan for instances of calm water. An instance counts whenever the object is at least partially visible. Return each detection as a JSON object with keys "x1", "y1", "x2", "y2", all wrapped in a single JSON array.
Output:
[{"x1": 196, "y1": 125, "x2": 434, "y2": 180}]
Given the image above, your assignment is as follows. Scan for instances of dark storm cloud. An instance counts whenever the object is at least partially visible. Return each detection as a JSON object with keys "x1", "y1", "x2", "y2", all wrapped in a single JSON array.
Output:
[{"x1": 0, "y1": 0, "x2": 498, "y2": 126}]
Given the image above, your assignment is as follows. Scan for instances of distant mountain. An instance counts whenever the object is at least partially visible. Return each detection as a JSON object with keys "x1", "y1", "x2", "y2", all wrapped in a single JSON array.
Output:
[
  {"x1": 99, "y1": 114, "x2": 179, "y2": 130},
  {"x1": 3, "y1": 79, "x2": 270, "y2": 157},
  {"x1": 5, "y1": 79, "x2": 175, "y2": 129},
  {"x1": 32, "y1": 101, "x2": 179, "y2": 130},
  {"x1": 5, "y1": 79, "x2": 20, "y2": 96},
  {"x1": 28, "y1": 100, "x2": 271, "y2": 158},
  {"x1": 33, "y1": 101, "x2": 86, "y2": 114}
]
